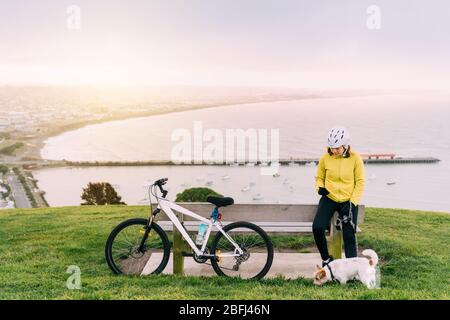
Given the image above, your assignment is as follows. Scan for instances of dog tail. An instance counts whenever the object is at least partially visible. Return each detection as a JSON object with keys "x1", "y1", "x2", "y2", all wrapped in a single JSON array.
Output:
[{"x1": 362, "y1": 249, "x2": 379, "y2": 266}]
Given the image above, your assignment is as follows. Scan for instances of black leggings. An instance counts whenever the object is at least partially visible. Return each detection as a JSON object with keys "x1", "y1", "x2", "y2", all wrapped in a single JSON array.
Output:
[{"x1": 312, "y1": 196, "x2": 358, "y2": 260}]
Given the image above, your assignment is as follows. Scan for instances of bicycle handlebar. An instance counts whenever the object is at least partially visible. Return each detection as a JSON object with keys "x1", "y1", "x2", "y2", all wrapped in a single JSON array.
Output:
[
  {"x1": 154, "y1": 178, "x2": 168, "y2": 186},
  {"x1": 153, "y1": 178, "x2": 168, "y2": 198}
]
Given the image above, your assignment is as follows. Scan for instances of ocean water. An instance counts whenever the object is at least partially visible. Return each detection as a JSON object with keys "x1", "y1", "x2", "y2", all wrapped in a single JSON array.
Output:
[{"x1": 36, "y1": 94, "x2": 450, "y2": 212}]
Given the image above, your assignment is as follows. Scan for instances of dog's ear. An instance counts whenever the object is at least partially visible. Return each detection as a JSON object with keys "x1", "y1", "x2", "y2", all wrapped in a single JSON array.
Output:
[
  {"x1": 318, "y1": 269, "x2": 326, "y2": 279},
  {"x1": 314, "y1": 268, "x2": 326, "y2": 280}
]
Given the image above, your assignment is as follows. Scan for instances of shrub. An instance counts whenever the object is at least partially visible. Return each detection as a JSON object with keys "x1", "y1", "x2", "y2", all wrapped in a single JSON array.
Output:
[{"x1": 175, "y1": 187, "x2": 221, "y2": 202}]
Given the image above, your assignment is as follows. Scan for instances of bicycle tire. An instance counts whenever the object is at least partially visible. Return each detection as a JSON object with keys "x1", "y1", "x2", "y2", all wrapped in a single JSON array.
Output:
[
  {"x1": 210, "y1": 221, "x2": 273, "y2": 280},
  {"x1": 105, "y1": 218, "x2": 170, "y2": 275}
]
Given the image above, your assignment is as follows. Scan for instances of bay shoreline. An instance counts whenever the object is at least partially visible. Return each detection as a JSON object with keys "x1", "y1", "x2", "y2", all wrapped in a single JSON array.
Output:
[{"x1": 24, "y1": 94, "x2": 330, "y2": 161}]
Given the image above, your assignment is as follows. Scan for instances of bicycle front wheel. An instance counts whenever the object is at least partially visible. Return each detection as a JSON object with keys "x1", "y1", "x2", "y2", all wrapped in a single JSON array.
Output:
[
  {"x1": 210, "y1": 221, "x2": 273, "y2": 280},
  {"x1": 105, "y1": 218, "x2": 170, "y2": 275}
]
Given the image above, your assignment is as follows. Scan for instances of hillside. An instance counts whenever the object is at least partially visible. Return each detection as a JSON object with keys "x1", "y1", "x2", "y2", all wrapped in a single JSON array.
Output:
[{"x1": 0, "y1": 206, "x2": 448, "y2": 299}]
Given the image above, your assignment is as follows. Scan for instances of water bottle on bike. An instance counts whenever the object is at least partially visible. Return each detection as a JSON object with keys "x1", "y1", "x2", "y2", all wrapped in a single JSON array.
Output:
[{"x1": 195, "y1": 223, "x2": 207, "y2": 245}]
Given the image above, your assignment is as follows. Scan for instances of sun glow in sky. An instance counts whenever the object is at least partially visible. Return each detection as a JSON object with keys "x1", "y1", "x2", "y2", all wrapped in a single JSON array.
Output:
[{"x1": 1, "y1": 0, "x2": 449, "y2": 91}]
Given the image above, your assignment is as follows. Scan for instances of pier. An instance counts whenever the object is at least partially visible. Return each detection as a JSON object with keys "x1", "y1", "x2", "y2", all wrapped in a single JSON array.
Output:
[
  {"x1": 20, "y1": 155, "x2": 441, "y2": 169},
  {"x1": 361, "y1": 157, "x2": 440, "y2": 164}
]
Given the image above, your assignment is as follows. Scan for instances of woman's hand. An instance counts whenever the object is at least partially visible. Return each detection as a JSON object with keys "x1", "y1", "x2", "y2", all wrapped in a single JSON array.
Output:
[{"x1": 318, "y1": 187, "x2": 329, "y2": 196}]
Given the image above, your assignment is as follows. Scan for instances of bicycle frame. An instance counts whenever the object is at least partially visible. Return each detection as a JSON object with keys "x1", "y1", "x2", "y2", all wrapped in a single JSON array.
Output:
[{"x1": 155, "y1": 197, "x2": 244, "y2": 258}]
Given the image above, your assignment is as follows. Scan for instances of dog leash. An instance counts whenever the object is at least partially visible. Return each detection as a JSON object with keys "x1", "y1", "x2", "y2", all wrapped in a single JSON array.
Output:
[
  {"x1": 325, "y1": 263, "x2": 340, "y2": 284},
  {"x1": 336, "y1": 202, "x2": 356, "y2": 232}
]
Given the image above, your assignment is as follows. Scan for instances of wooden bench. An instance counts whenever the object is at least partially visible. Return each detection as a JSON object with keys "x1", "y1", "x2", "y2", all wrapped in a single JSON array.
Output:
[{"x1": 154, "y1": 203, "x2": 365, "y2": 274}]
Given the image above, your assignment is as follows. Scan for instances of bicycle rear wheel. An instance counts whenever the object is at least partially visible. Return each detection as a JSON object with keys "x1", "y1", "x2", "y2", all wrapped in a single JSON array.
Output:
[
  {"x1": 210, "y1": 221, "x2": 273, "y2": 280},
  {"x1": 105, "y1": 218, "x2": 170, "y2": 275}
]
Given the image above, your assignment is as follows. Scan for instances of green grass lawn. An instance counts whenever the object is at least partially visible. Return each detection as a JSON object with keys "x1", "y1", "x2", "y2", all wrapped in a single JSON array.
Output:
[{"x1": 0, "y1": 206, "x2": 449, "y2": 300}]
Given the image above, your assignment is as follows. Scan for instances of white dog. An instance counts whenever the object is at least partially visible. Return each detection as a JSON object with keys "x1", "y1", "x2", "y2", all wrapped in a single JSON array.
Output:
[{"x1": 313, "y1": 249, "x2": 379, "y2": 289}]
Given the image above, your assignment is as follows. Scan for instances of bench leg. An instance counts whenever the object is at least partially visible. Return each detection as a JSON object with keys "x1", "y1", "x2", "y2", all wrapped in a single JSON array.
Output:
[
  {"x1": 328, "y1": 212, "x2": 343, "y2": 259},
  {"x1": 173, "y1": 212, "x2": 184, "y2": 275}
]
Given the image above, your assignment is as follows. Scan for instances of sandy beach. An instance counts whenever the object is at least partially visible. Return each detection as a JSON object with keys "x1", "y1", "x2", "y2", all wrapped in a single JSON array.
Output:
[{"x1": 17, "y1": 94, "x2": 327, "y2": 162}]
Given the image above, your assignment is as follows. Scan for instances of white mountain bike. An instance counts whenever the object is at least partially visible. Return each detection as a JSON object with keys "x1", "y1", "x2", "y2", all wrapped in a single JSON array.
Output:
[{"x1": 105, "y1": 178, "x2": 274, "y2": 280}]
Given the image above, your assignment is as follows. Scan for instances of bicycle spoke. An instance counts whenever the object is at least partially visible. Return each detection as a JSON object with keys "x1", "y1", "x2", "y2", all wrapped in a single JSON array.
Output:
[
  {"x1": 107, "y1": 221, "x2": 168, "y2": 275},
  {"x1": 212, "y1": 223, "x2": 272, "y2": 280}
]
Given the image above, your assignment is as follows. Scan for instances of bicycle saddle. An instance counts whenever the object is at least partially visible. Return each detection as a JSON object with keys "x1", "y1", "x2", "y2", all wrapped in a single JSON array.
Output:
[{"x1": 206, "y1": 196, "x2": 234, "y2": 207}]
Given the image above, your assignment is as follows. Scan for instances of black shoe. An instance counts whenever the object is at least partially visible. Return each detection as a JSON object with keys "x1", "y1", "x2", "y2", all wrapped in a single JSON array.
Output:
[{"x1": 322, "y1": 256, "x2": 334, "y2": 267}]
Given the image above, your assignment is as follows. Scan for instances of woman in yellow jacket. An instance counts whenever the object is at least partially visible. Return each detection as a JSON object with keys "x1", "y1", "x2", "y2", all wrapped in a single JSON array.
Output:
[{"x1": 313, "y1": 126, "x2": 365, "y2": 267}]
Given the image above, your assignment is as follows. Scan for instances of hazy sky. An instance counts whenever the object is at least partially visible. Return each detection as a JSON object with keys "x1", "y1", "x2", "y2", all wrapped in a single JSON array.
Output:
[{"x1": 1, "y1": 0, "x2": 449, "y2": 91}]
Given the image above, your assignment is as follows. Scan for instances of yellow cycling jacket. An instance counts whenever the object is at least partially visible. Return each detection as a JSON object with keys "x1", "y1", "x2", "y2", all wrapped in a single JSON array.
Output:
[{"x1": 315, "y1": 149, "x2": 365, "y2": 205}]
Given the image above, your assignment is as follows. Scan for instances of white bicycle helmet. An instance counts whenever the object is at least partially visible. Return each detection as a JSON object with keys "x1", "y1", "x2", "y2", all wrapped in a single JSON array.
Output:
[{"x1": 327, "y1": 126, "x2": 350, "y2": 148}]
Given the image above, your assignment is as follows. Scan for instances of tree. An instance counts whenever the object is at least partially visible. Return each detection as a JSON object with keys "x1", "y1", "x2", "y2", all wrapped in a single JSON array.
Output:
[
  {"x1": 81, "y1": 182, "x2": 126, "y2": 205},
  {"x1": 175, "y1": 187, "x2": 221, "y2": 202},
  {"x1": 0, "y1": 165, "x2": 9, "y2": 175}
]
